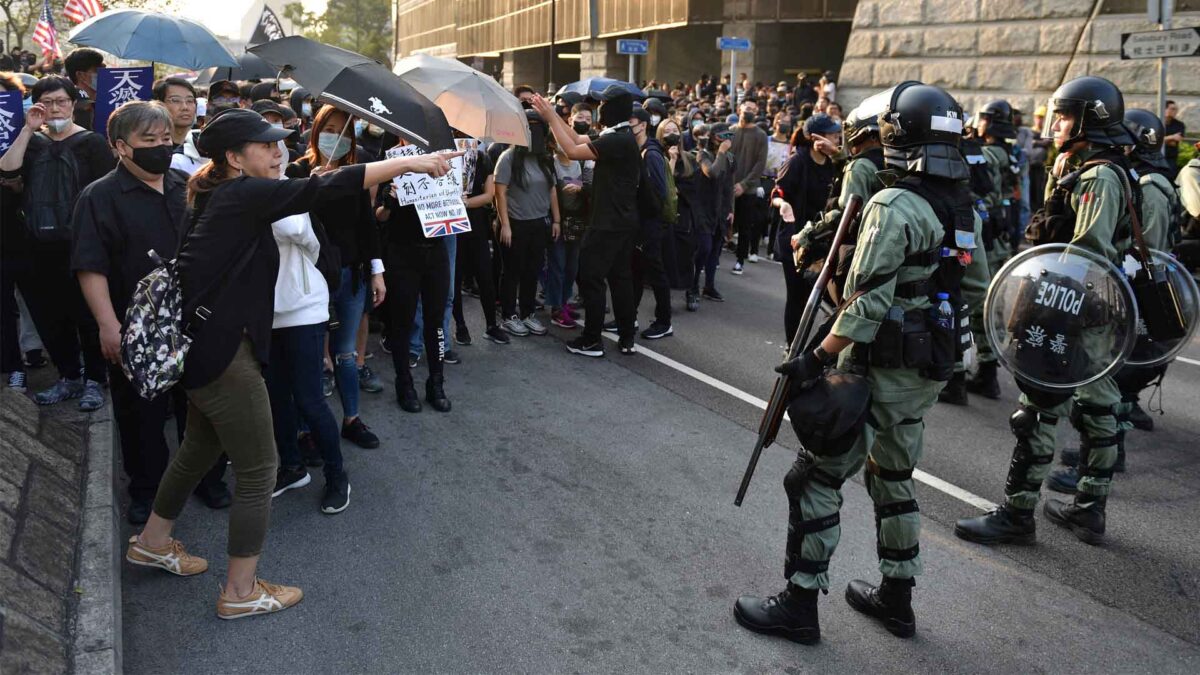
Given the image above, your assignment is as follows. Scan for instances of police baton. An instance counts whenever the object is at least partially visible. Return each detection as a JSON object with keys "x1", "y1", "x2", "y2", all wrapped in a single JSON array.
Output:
[{"x1": 734, "y1": 194, "x2": 864, "y2": 506}]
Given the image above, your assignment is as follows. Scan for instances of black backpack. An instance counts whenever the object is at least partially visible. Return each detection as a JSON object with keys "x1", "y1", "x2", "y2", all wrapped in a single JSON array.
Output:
[{"x1": 24, "y1": 131, "x2": 90, "y2": 243}]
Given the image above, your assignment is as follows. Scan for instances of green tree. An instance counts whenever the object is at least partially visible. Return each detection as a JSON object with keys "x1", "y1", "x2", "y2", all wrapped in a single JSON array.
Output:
[{"x1": 283, "y1": 0, "x2": 391, "y2": 67}]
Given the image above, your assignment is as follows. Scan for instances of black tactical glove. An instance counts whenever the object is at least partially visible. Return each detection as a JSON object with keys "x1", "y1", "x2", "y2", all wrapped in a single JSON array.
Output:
[{"x1": 774, "y1": 346, "x2": 832, "y2": 383}]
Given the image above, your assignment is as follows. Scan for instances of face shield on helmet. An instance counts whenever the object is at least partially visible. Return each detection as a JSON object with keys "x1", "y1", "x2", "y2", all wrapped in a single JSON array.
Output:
[{"x1": 1042, "y1": 96, "x2": 1087, "y2": 149}]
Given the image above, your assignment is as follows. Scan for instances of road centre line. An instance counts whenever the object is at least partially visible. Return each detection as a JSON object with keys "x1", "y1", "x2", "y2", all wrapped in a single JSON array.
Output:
[{"x1": 598, "y1": 332, "x2": 998, "y2": 512}]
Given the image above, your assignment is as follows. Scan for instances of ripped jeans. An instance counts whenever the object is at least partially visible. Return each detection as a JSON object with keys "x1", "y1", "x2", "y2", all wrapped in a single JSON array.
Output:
[{"x1": 330, "y1": 266, "x2": 367, "y2": 420}]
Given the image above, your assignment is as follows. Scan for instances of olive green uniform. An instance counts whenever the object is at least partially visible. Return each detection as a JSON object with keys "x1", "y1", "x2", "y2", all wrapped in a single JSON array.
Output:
[
  {"x1": 968, "y1": 142, "x2": 1015, "y2": 366},
  {"x1": 1138, "y1": 171, "x2": 1177, "y2": 252},
  {"x1": 1005, "y1": 149, "x2": 1132, "y2": 512},
  {"x1": 787, "y1": 187, "x2": 986, "y2": 590},
  {"x1": 796, "y1": 154, "x2": 885, "y2": 249}
]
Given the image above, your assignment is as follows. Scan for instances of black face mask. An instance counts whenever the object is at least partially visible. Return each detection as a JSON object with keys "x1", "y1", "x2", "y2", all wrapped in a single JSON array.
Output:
[
  {"x1": 127, "y1": 143, "x2": 174, "y2": 175},
  {"x1": 662, "y1": 133, "x2": 681, "y2": 147},
  {"x1": 572, "y1": 120, "x2": 590, "y2": 134},
  {"x1": 694, "y1": 136, "x2": 708, "y2": 147},
  {"x1": 741, "y1": 112, "x2": 756, "y2": 124},
  {"x1": 777, "y1": 125, "x2": 793, "y2": 137}
]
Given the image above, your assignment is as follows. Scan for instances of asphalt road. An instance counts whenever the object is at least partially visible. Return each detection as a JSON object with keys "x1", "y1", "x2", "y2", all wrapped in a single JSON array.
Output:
[{"x1": 121, "y1": 253, "x2": 1200, "y2": 673}]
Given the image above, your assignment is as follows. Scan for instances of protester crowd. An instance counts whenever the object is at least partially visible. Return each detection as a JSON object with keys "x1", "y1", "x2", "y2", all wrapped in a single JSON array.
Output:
[{"x1": 3, "y1": 49, "x2": 1199, "y2": 622}]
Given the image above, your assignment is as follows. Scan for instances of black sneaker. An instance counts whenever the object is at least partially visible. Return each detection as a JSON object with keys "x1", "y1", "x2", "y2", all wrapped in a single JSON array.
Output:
[
  {"x1": 444, "y1": 350, "x2": 462, "y2": 364},
  {"x1": 618, "y1": 336, "x2": 637, "y2": 355},
  {"x1": 566, "y1": 337, "x2": 605, "y2": 358},
  {"x1": 24, "y1": 349, "x2": 48, "y2": 368},
  {"x1": 409, "y1": 353, "x2": 421, "y2": 368},
  {"x1": 193, "y1": 481, "x2": 232, "y2": 509},
  {"x1": 272, "y1": 465, "x2": 311, "y2": 498},
  {"x1": 126, "y1": 499, "x2": 152, "y2": 525},
  {"x1": 602, "y1": 319, "x2": 637, "y2": 334},
  {"x1": 341, "y1": 417, "x2": 380, "y2": 449},
  {"x1": 380, "y1": 336, "x2": 393, "y2": 354},
  {"x1": 455, "y1": 325, "x2": 473, "y2": 346},
  {"x1": 641, "y1": 322, "x2": 673, "y2": 340},
  {"x1": 702, "y1": 288, "x2": 725, "y2": 302},
  {"x1": 321, "y1": 471, "x2": 351, "y2": 515},
  {"x1": 298, "y1": 433, "x2": 323, "y2": 467},
  {"x1": 485, "y1": 325, "x2": 511, "y2": 344}
]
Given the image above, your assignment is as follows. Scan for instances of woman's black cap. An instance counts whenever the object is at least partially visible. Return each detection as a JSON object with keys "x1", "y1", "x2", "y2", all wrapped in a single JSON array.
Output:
[{"x1": 197, "y1": 109, "x2": 293, "y2": 157}]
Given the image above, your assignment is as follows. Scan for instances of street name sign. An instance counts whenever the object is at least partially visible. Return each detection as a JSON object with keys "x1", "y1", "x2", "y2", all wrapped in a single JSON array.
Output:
[
  {"x1": 717, "y1": 37, "x2": 751, "y2": 52},
  {"x1": 617, "y1": 39, "x2": 648, "y2": 55},
  {"x1": 1121, "y1": 27, "x2": 1200, "y2": 59}
]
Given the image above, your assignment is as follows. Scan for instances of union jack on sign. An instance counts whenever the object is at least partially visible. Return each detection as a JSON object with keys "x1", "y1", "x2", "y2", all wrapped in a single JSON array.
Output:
[
  {"x1": 63, "y1": 0, "x2": 103, "y2": 23},
  {"x1": 421, "y1": 217, "x2": 472, "y2": 239}
]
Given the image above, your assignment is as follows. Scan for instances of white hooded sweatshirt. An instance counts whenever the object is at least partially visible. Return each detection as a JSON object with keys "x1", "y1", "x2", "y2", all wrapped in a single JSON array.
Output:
[{"x1": 272, "y1": 157, "x2": 330, "y2": 329}]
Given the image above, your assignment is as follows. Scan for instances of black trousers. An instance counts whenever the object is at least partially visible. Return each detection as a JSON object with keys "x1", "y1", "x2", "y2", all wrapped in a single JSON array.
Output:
[
  {"x1": 499, "y1": 217, "x2": 549, "y2": 319},
  {"x1": 578, "y1": 228, "x2": 637, "y2": 342},
  {"x1": 22, "y1": 244, "x2": 105, "y2": 382},
  {"x1": 453, "y1": 233, "x2": 498, "y2": 329},
  {"x1": 781, "y1": 254, "x2": 815, "y2": 346},
  {"x1": 734, "y1": 193, "x2": 763, "y2": 263},
  {"x1": 386, "y1": 242, "x2": 449, "y2": 388},
  {"x1": 632, "y1": 230, "x2": 672, "y2": 326},
  {"x1": 109, "y1": 364, "x2": 226, "y2": 502},
  {"x1": 1, "y1": 259, "x2": 27, "y2": 374}
]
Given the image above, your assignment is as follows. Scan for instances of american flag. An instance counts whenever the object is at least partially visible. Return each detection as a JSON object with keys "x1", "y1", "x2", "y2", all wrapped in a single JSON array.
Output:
[
  {"x1": 64, "y1": 0, "x2": 103, "y2": 24},
  {"x1": 32, "y1": 0, "x2": 61, "y2": 58},
  {"x1": 421, "y1": 217, "x2": 472, "y2": 239}
]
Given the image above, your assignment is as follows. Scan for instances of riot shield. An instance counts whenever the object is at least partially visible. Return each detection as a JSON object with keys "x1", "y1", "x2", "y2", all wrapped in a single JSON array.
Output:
[
  {"x1": 984, "y1": 244, "x2": 1137, "y2": 391},
  {"x1": 1122, "y1": 249, "x2": 1200, "y2": 367}
]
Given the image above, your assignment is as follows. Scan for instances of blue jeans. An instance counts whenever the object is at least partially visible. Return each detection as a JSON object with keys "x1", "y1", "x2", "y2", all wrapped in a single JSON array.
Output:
[
  {"x1": 545, "y1": 236, "x2": 580, "y2": 308},
  {"x1": 411, "y1": 234, "x2": 456, "y2": 356},
  {"x1": 330, "y1": 266, "x2": 367, "y2": 420},
  {"x1": 265, "y1": 322, "x2": 343, "y2": 479}
]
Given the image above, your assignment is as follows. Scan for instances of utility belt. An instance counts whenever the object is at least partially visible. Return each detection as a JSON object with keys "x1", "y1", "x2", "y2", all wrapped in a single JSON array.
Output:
[{"x1": 849, "y1": 248, "x2": 966, "y2": 382}]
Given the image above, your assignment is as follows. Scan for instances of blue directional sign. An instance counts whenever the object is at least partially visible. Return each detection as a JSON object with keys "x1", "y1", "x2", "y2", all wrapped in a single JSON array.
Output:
[
  {"x1": 717, "y1": 36, "x2": 752, "y2": 52},
  {"x1": 617, "y1": 39, "x2": 649, "y2": 55}
]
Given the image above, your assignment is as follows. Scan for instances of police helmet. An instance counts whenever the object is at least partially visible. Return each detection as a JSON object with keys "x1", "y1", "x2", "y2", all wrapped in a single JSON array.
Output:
[
  {"x1": 977, "y1": 99, "x2": 1017, "y2": 139},
  {"x1": 1123, "y1": 108, "x2": 1171, "y2": 171},
  {"x1": 877, "y1": 81, "x2": 969, "y2": 180},
  {"x1": 843, "y1": 104, "x2": 880, "y2": 147},
  {"x1": 1043, "y1": 75, "x2": 1136, "y2": 148}
]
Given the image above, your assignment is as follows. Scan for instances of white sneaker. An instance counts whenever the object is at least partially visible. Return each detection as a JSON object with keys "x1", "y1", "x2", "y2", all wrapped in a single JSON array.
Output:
[
  {"x1": 523, "y1": 314, "x2": 548, "y2": 336},
  {"x1": 503, "y1": 315, "x2": 530, "y2": 336},
  {"x1": 748, "y1": 253, "x2": 759, "y2": 263},
  {"x1": 731, "y1": 262, "x2": 744, "y2": 275}
]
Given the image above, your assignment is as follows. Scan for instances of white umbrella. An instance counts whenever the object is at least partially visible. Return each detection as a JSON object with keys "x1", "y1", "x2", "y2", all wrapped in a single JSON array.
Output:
[{"x1": 393, "y1": 54, "x2": 529, "y2": 147}]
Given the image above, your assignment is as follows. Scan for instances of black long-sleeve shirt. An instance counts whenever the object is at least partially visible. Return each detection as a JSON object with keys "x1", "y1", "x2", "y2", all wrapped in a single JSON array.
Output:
[
  {"x1": 773, "y1": 149, "x2": 834, "y2": 253},
  {"x1": 177, "y1": 164, "x2": 366, "y2": 389},
  {"x1": 286, "y1": 157, "x2": 381, "y2": 290}
]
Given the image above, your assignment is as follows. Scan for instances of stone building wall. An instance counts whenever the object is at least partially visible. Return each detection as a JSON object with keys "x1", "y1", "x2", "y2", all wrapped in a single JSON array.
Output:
[{"x1": 838, "y1": 0, "x2": 1200, "y2": 129}]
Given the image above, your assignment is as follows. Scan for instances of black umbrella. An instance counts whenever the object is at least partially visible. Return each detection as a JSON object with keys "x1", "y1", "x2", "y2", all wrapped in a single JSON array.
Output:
[
  {"x1": 195, "y1": 51, "x2": 278, "y2": 85},
  {"x1": 249, "y1": 37, "x2": 453, "y2": 151}
]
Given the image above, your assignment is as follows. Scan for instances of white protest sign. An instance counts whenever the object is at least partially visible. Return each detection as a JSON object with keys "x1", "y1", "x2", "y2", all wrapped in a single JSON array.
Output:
[{"x1": 385, "y1": 145, "x2": 472, "y2": 238}]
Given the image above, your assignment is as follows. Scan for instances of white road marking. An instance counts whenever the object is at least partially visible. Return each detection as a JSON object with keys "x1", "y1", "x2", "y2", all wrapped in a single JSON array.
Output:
[
  {"x1": 1177, "y1": 356, "x2": 1200, "y2": 367},
  {"x1": 601, "y1": 333, "x2": 998, "y2": 512}
]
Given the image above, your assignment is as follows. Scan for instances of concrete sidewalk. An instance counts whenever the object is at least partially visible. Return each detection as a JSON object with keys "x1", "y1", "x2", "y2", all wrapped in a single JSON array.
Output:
[{"x1": 121, "y1": 333, "x2": 1200, "y2": 673}]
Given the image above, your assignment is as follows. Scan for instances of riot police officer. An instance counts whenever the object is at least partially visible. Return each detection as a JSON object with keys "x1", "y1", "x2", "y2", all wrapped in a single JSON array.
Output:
[
  {"x1": 734, "y1": 82, "x2": 987, "y2": 643},
  {"x1": 956, "y1": 75, "x2": 1137, "y2": 547},
  {"x1": 1046, "y1": 108, "x2": 1183, "y2": 492}
]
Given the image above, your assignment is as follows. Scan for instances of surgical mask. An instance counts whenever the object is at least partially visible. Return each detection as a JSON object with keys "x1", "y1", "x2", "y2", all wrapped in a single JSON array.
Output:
[
  {"x1": 46, "y1": 118, "x2": 71, "y2": 133},
  {"x1": 126, "y1": 144, "x2": 174, "y2": 175},
  {"x1": 89, "y1": 73, "x2": 98, "y2": 90},
  {"x1": 301, "y1": 102, "x2": 313, "y2": 118},
  {"x1": 318, "y1": 132, "x2": 351, "y2": 161},
  {"x1": 650, "y1": 114, "x2": 661, "y2": 126},
  {"x1": 691, "y1": 119, "x2": 703, "y2": 129},
  {"x1": 22, "y1": 97, "x2": 33, "y2": 113},
  {"x1": 353, "y1": 119, "x2": 367, "y2": 138},
  {"x1": 662, "y1": 133, "x2": 680, "y2": 147},
  {"x1": 741, "y1": 112, "x2": 756, "y2": 124},
  {"x1": 572, "y1": 120, "x2": 590, "y2": 134}
]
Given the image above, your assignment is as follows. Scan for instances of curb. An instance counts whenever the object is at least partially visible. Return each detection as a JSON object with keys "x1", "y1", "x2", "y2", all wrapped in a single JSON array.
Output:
[{"x1": 72, "y1": 406, "x2": 120, "y2": 675}]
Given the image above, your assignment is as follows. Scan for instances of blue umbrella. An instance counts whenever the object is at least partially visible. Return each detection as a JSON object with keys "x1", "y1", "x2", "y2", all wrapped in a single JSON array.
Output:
[
  {"x1": 554, "y1": 77, "x2": 644, "y2": 104},
  {"x1": 67, "y1": 9, "x2": 238, "y2": 70}
]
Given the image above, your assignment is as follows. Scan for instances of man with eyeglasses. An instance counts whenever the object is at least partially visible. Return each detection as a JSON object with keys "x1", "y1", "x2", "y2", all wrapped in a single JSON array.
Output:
[
  {"x1": 152, "y1": 77, "x2": 198, "y2": 148},
  {"x1": 0, "y1": 76, "x2": 115, "y2": 409}
]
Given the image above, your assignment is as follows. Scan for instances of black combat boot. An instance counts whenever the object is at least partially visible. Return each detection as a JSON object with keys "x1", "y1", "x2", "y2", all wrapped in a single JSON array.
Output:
[
  {"x1": 685, "y1": 290, "x2": 699, "y2": 312},
  {"x1": 1128, "y1": 401, "x2": 1154, "y2": 432},
  {"x1": 425, "y1": 374, "x2": 451, "y2": 413},
  {"x1": 937, "y1": 371, "x2": 968, "y2": 405},
  {"x1": 396, "y1": 382, "x2": 422, "y2": 413},
  {"x1": 733, "y1": 584, "x2": 821, "y2": 645},
  {"x1": 966, "y1": 361, "x2": 1001, "y2": 399},
  {"x1": 954, "y1": 504, "x2": 1036, "y2": 545},
  {"x1": 1044, "y1": 494, "x2": 1106, "y2": 545},
  {"x1": 845, "y1": 576, "x2": 915, "y2": 638}
]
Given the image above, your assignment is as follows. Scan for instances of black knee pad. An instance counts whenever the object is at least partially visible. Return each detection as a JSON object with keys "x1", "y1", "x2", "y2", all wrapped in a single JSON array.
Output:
[{"x1": 1010, "y1": 405, "x2": 1057, "y2": 439}]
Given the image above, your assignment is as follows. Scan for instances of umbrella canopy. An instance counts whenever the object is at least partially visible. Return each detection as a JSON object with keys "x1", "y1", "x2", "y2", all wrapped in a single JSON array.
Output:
[
  {"x1": 195, "y1": 51, "x2": 278, "y2": 86},
  {"x1": 554, "y1": 77, "x2": 644, "y2": 105},
  {"x1": 393, "y1": 54, "x2": 529, "y2": 147},
  {"x1": 249, "y1": 37, "x2": 453, "y2": 151},
  {"x1": 68, "y1": 9, "x2": 237, "y2": 70}
]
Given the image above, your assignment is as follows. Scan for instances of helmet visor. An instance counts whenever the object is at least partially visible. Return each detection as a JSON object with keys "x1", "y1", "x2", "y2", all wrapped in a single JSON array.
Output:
[{"x1": 1043, "y1": 97, "x2": 1085, "y2": 147}]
